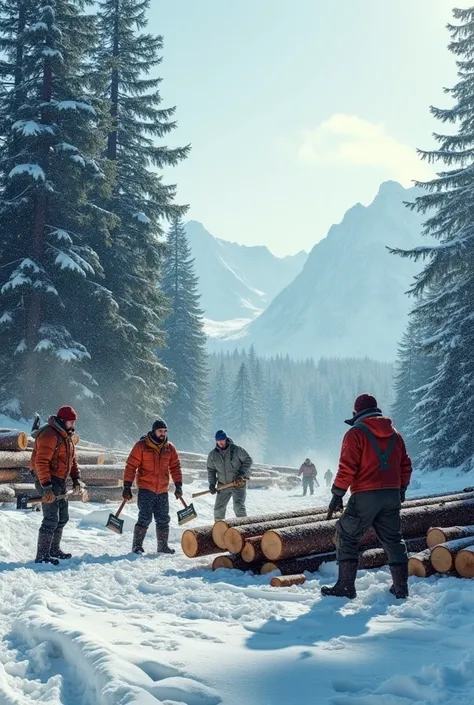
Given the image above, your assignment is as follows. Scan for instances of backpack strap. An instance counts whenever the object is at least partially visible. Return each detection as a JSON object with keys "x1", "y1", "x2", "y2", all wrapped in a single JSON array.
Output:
[{"x1": 353, "y1": 424, "x2": 397, "y2": 471}]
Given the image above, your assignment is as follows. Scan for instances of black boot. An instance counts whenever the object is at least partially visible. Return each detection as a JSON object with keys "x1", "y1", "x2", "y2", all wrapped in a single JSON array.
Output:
[
  {"x1": 35, "y1": 530, "x2": 59, "y2": 566},
  {"x1": 132, "y1": 524, "x2": 147, "y2": 554},
  {"x1": 50, "y1": 528, "x2": 72, "y2": 560},
  {"x1": 321, "y1": 560, "x2": 358, "y2": 599},
  {"x1": 157, "y1": 526, "x2": 175, "y2": 554},
  {"x1": 389, "y1": 562, "x2": 409, "y2": 599}
]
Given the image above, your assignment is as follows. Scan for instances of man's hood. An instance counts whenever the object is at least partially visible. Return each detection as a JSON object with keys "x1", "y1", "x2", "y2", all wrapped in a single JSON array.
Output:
[{"x1": 354, "y1": 415, "x2": 396, "y2": 439}]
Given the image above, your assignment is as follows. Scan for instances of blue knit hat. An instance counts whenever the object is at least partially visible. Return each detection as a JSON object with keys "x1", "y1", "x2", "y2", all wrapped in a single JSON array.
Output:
[{"x1": 215, "y1": 430, "x2": 227, "y2": 441}]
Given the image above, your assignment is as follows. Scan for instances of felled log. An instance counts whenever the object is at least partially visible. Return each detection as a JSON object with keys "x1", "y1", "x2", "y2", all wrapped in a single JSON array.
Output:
[
  {"x1": 79, "y1": 464, "x2": 124, "y2": 481},
  {"x1": 270, "y1": 574, "x2": 306, "y2": 587},
  {"x1": 181, "y1": 526, "x2": 221, "y2": 558},
  {"x1": 0, "y1": 485, "x2": 15, "y2": 502},
  {"x1": 241, "y1": 537, "x2": 265, "y2": 563},
  {"x1": 454, "y1": 545, "x2": 474, "y2": 578},
  {"x1": 211, "y1": 554, "x2": 263, "y2": 573},
  {"x1": 426, "y1": 525, "x2": 474, "y2": 549},
  {"x1": 84, "y1": 486, "x2": 123, "y2": 503},
  {"x1": 224, "y1": 513, "x2": 330, "y2": 554},
  {"x1": 0, "y1": 451, "x2": 33, "y2": 468},
  {"x1": 75, "y1": 452, "x2": 104, "y2": 466},
  {"x1": 0, "y1": 431, "x2": 28, "y2": 451},
  {"x1": 82, "y1": 477, "x2": 121, "y2": 488},
  {"x1": 261, "y1": 499, "x2": 474, "y2": 561},
  {"x1": 430, "y1": 536, "x2": 474, "y2": 573},
  {"x1": 408, "y1": 550, "x2": 435, "y2": 578},
  {"x1": 0, "y1": 469, "x2": 23, "y2": 483}
]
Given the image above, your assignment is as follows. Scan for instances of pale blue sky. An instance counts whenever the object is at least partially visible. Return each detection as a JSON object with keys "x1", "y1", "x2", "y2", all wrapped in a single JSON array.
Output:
[{"x1": 150, "y1": 1, "x2": 467, "y2": 255}]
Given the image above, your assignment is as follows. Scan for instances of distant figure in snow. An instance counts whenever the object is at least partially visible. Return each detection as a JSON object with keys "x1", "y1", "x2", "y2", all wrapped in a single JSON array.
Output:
[
  {"x1": 30, "y1": 406, "x2": 84, "y2": 565},
  {"x1": 123, "y1": 419, "x2": 182, "y2": 555},
  {"x1": 324, "y1": 469, "x2": 333, "y2": 487},
  {"x1": 207, "y1": 430, "x2": 252, "y2": 521},
  {"x1": 321, "y1": 394, "x2": 412, "y2": 601},
  {"x1": 298, "y1": 458, "x2": 318, "y2": 495}
]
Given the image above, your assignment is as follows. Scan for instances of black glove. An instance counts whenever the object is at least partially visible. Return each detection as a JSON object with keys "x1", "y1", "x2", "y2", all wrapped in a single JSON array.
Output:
[
  {"x1": 174, "y1": 482, "x2": 183, "y2": 500},
  {"x1": 42, "y1": 485, "x2": 56, "y2": 504},
  {"x1": 327, "y1": 485, "x2": 346, "y2": 520},
  {"x1": 72, "y1": 478, "x2": 85, "y2": 493},
  {"x1": 400, "y1": 485, "x2": 407, "y2": 503},
  {"x1": 209, "y1": 484, "x2": 217, "y2": 495},
  {"x1": 122, "y1": 482, "x2": 133, "y2": 500}
]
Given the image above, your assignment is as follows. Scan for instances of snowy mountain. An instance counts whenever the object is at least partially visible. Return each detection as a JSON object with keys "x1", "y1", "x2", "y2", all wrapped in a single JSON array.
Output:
[
  {"x1": 185, "y1": 221, "x2": 307, "y2": 326},
  {"x1": 217, "y1": 181, "x2": 426, "y2": 361}
]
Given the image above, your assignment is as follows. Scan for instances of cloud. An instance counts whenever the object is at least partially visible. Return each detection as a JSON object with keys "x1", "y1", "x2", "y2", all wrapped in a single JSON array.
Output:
[{"x1": 298, "y1": 114, "x2": 432, "y2": 186}]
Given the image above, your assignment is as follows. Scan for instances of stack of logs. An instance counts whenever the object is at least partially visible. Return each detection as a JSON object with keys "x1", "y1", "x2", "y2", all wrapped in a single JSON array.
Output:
[
  {"x1": 181, "y1": 488, "x2": 474, "y2": 585},
  {"x1": 409, "y1": 524, "x2": 474, "y2": 579}
]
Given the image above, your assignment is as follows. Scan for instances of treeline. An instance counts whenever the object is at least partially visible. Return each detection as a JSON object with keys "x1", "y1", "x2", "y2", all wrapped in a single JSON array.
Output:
[
  {"x1": 208, "y1": 349, "x2": 394, "y2": 465},
  {"x1": 391, "y1": 8, "x2": 474, "y2": 473},
  {"x1": 0, "y1": 0, "x2": 207, "y2": 446}
]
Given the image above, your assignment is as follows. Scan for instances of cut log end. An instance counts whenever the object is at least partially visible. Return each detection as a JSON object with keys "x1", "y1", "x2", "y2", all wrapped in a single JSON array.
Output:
[
  {"x1": 408, "y1": 555, "x2": 430, "y2": 578},
  {"x1": 260, "y1": 562, "x2": 279, "y2": 575},
  {"x1": 261, "y1": 530, "x2": 283, "y2": 561},
  {"x1": 212, "y1": 521, "x2": 230, "y2": 550},
  {"x1": 270, "y1": 574, "x2": 306, "y2": 588},
  {"x1": 430, "y1": 545, "x2": 453, "y2": 574},
  {"x1": 0, "y1": 431, "x2": 29, "y2": 451},
  {"x1": 181, "y1": 530, "x2": 199, "y2": 558},
  {"x1": 426, "y1": 527, "x2": 448, "y2": 549},
  {"x1": 224, "y1": 527, "x2": 245, "y2": 555},
  {"x1": 454, "y1": 547, "x2": 474, "y2": 578},
  {"x1": 212, "y1": 555, "x2": 234, "y2": 571}
]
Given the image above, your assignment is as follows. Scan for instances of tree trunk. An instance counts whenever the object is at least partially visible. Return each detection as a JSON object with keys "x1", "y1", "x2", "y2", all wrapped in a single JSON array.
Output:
[
  {"x1": 430, "y1": 536, "x2": 474, "y2": 573},
  {"x1": 270, "y1": 574, "x2": 306, "y2": 588},
  {"x1": 181, "y1": 526, "x2": 220, "y2": 558},
  {"x1": 408, "y1": 550, "x2": 434, "y2": 578},
  {"x1": 107, "y1": 0, "x2": 120, "y2": 160},
  {"x1": 261, "y1": 499, "x2": 474, "y2": 561},
  {"x1": 211, "y1": 489, "x2": 474, "y2": 549},
  {"x1": 0, "y1": 432, "x2": 28, "y2": 451},
  {"x1": 454, "y1": 546, "x2": 474, "y2": 578},
  {"x1": 427, "y1": 525, "x2": 474, "y2": 549}
]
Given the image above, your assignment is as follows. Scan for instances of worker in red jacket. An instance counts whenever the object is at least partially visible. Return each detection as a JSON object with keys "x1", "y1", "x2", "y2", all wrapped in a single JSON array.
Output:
[{"x1": 321, "y1": 394, "x2": 412, "y2": 600}]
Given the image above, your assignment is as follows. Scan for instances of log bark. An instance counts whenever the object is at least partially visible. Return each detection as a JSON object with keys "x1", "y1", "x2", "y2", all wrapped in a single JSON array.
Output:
[
  {"x1": 0, "y1": 486, "x2": 15, "y2": 502},
  {"x1": 241, "y1": 537, "x2": 265, "y2": 563},
  {"x1": 408, "y1": 550, "x2": 434, "y2": 578},
  {"x1": 75, "y1": 452, "x2": 104, "y2": 466},
  {"x1": 211, "y1": 554, "x2": 263, "y2": 573},
  {"x1": 85, "y1": 486, "x2": 124, "y2": 503},
  {"x1": 454, "y1": 546, "x2": 474, "y2": 578},
  {"x1": 426, "y1": 525, "x2": 474, "y2": 549},
  {"x1": 79, "y1": 465, "x2": 124, "y2": 481},
  {"x1": 0, "y1": 431, "x2": 28, "y2": 451},
  {"x1": 0, "y1": 469, "x2": 23, "y2": 483},
  {"x1": 270, "y1": 574, "x2": 306, "y2": 587},
  {"x1": 0, "y1": 451, "x2": 32, "y2": 468},
  {"x1": 82, "y1": 477, "x2": 121, "y2": 488},
  {"x1": 261, "y1": 499, "x2": 474, "y2": 561},
  {"x1": 224, "y1": 513, "x2": 330, "y2": 554},
  {"x1": 181, "y1": 526, "x2": 220, "y2": 558},
  {"x1": 430, "y1": 536, "x2": 474, "y2": 573},
  {"x1": 211, "y1": 489, "x2": 474, "y2": 550}
]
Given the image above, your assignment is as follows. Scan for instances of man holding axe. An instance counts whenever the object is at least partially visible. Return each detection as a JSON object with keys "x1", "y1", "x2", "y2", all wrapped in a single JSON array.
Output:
[
  {"x1": 122, "y1": 419, "x2": 183, "y2": 555},
  {"x1": 207, "y1": 430, "x2": 252, "y2": 521},
  {"x1": 30, "y1": 406, "x2": 85, "y2": 564}
]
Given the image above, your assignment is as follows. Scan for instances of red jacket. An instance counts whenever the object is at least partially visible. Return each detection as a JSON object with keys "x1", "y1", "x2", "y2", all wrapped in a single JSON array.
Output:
[
  {"x1": 124, "y1": 434, "x2": 182, "y2": 493},
  {"x1": 334, "y1": 415, "x2": 412, "y2": 494},
  {"x1": 30, "y1": 417, "x2": 79, "y2": 486}
]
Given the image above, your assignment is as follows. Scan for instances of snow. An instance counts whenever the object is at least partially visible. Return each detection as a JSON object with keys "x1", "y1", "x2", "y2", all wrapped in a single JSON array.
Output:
[
  {"x1": 133, "y1": 212, "x2": 151, "y2": 225},
  {"x1": 0, "y1": 311, "x2": 12, "y2": 324},
  {"x1": 53, "y1": 100, "x2": 96, "y2": 115},
  {"x1": 12, "y1": 120, "x2": 55, "y2": 137},
  {"x1": 0, "y1": 470, "x2": 474, "y2": 704},
  {"x1": 8, "y1": 164, "x2": 45, "y2": 181},
  {"x1": 203, "y1": 317, "x2": 252, "y2": 339},
  {"x1": 54, "y1": 251, "x2": 94, "y2": 276}
]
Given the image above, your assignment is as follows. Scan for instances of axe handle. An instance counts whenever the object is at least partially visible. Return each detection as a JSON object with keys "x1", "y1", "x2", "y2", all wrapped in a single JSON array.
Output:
[
  {"x1": 115, "y1": 498, "x2": 128, "y2": 518},
  {"x1": 191, "y1": 481, "x2": 238, "y2": 498}
]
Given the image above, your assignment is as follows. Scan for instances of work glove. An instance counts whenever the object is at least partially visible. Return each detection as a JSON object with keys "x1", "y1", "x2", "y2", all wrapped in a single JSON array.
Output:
[
  {"x1": 327, "y1": 485, "x2": 346, "y2": 520},
  {"x1": 209, "y1": 484, "x2": 217, "y2": 495},
  {"x1": 234, "y1": 477, "x2": 247, "y2": 488},
  {"x1": 122, "y1": 482, "x2": 133, "y2": 500},
  {"x1": 72, "y1": 478, "x2": 85, "y2": 494},
  {"x1": 174, "y1": 482, "x2": 183, "y2": 500},
  {"x1": 42, "y1": 485, "x2": 56, "y2": 504},
  {"x1": 400, "y1": 485, "x2": 407, "y2": 503}
]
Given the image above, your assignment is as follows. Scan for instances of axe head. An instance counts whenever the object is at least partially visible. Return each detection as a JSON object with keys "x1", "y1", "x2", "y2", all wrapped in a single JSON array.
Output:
[{"x1": 177, "y1": 502, "x2": 197, "y2": 526}]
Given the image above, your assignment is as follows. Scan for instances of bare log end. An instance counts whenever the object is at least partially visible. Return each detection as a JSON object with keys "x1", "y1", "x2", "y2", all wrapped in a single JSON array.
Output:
[
  {"x1": 224, "y1": 527, "x2": 245, "y2": 555},
  {"x1": 212, "y1": 521, "x2": 230, "y2": 550},
  {"x1": 270, "y1": 574, "x2": 306, "y2": 588},
  {"x1": 261, "y1": 530, "x2": 283, "y2": 560},
  {"x1": 212, "y1": 555, "x2": 234, "y2": 571},
  {"x1": 181, "y1": 530, "x2": 199, "y2": 558}
]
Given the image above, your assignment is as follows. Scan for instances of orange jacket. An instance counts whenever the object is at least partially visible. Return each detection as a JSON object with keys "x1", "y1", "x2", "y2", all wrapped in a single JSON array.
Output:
[
  {"x1": 124, "y1": 434, "x2": 182, "y2": 493},
  {"x1": 334, "y1": 415, "x2": 412, "y2": 494},
  {"x1": 30, "y1": 417, "x2": 79, "y2": 486}
]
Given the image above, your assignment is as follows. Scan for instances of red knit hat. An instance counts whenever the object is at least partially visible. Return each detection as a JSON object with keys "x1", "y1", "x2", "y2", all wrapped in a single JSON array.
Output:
[
  {"x1": 56, "y1": 405, "x2": 78, "y2": 421},
  {"x1": 354, "y1": 394, "x2": 378, "y2": 413}
]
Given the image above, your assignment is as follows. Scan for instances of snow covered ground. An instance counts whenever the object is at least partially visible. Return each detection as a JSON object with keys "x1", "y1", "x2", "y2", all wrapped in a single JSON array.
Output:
[{"x1": 1, "y1": 472, "x2": 474, "y2": 705}]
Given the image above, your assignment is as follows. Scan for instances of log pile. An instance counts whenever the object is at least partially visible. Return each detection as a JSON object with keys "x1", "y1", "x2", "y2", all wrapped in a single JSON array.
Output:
[{"x1": 181, "y1": 488, "x2": 474, "y2": 585}]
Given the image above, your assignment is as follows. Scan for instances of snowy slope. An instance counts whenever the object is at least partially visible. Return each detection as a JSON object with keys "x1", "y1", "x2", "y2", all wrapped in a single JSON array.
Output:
[
  {"x1": 186, "y1": 221, "x2": 307, "y2": 324},
  {"x1": 217, "y1": 181, "x2": 426, "y2": 361},
  {"x1": 1, "y1": 472, "x2": 474, "y2": 705}
]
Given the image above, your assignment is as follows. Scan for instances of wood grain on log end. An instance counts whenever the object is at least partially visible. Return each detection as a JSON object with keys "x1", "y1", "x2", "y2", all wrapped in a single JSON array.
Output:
[
  {"x1": 408, "y1": 551, "x2": 433, "y2": 578},
  {"x1": 260, "y1": 562, "x2": 279, "y2": 575},
  {"x1": 212, "y1": 555, "x2": 234, "y2": 570},
  {"x1": 454, "y1": 547, "x2": 474, "y2": 578},
  {"x1": 181, "y1": 530, "x2": 199, "y2": 558},
  {"x1": 212, "y1": 521, "x2": 230, "y2": 549},
  {"x1": 261, "y1": 530, "x2": 283, "y2": 560},
  {"x1": 224, "y1": 527, "x2": 245, "y2": 555},
  {"x1": 270, "y1": 574, "x2": 306, "y2": 587},
  {"x1": 430, "y1": 545, "x2": 453, "y2": 573},
  {"x1": 426, "y1": 528, "x2": 448, "y2": 548},
  {"x1": 241, "y1": 537, "x2": 263, "y2": 563}
]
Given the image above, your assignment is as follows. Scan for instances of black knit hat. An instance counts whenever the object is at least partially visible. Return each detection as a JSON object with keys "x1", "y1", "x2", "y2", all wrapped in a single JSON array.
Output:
[{"x1": 152, "y1": 418, "x2": 167, "y2": 432}]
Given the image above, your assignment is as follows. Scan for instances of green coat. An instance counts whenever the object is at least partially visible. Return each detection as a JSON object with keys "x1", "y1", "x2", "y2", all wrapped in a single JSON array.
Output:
[{"x1": 207, "y1": 442, "x2": 252, "y2": 486}]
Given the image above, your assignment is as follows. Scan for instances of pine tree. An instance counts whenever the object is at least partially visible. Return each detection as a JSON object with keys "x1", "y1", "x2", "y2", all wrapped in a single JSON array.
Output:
[
  {"x1": 391, "y1": 7, "x2": 474, "y2": 470},
  {"x1": 229, "y1": 361, "x2": 256, "y2": 442},
  {"x1": 90, "y1": 0, "x2": 190, "y2": 441},
  {"x1": 210, "y1": 360, "x2": 230, "y2": 433},
  {"x1": 160, "y1": 218, "x2": 208, "y2": 451},
  {"x1": 264, "y1": 379, "x2": 289, "y2": 464},
  {"x1": 0, "y1": 0, "x2": 116, "y2": 420}
]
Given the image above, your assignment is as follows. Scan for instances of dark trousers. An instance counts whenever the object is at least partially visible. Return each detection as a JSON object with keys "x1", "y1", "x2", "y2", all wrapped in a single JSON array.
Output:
[
  {"x1": 336, "y1": 489, "x2": 407, "y2": 564},
  {"x1": 302, "y1": 477, "x2": 314, "y2": 495},
  {"x1": 34, "y1": 477, "x2": 69, "y2": 534},
  {"x1": 137, "y1": 489, "x2": 170, "y2": 530}
]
